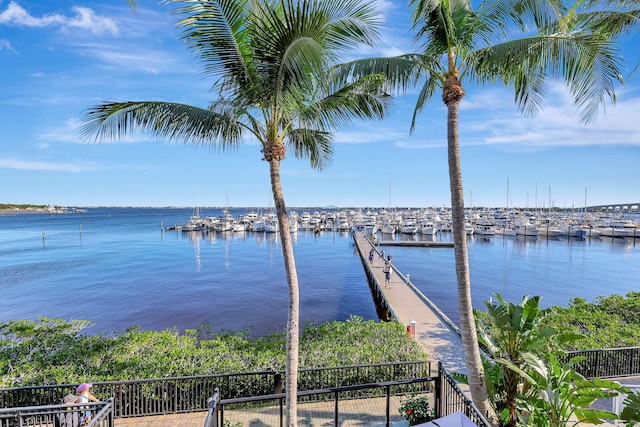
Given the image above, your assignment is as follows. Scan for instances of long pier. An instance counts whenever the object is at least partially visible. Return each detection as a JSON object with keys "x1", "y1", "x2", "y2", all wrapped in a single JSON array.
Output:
[{"x1": 352, "y1": 232, "x2": 467, "y2": 375}]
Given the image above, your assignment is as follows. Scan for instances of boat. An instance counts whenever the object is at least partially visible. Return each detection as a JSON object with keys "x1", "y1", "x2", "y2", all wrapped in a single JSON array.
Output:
[
  {"x1": 381, "y1": 219, "x2": 396, "y2": 234},
  {"x1": 417, "y1": 219, "x2": 437, "y2": 236},
  {"x1": 495, "y1": 225, "x2": 516, "y2": 236},
  {"x1": 212, "y1": 210, "x2": 234, "y2": 232},
  {"x1": 513, "y1": 218, "x2": 539, "y2": 236},
  {"x1": 181, "y1": 206, "x2": 203, "y2": 232},
  {"x1": 400, "y1": 220, "x2": 417, "y2": 234},
  {"x1": 232, "y1": 222, "x2": 247, "y2": 232},
  {"x1": 252, "y1": 220, "x2": 266, "y2": 232},
  {"x1": 265, "y1": 215, "x2": 279, "y2": 233},
  {"x1": 598, "y1": 220, "x2": 639, "y2": 238},
  {"x1": 474, "y1": 222, "x2": 496, "y2": 235}
]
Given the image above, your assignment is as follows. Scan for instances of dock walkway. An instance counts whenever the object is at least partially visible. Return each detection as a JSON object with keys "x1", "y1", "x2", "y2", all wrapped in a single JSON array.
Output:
[{"x1": 353, "y1": 233, "x2": 466, "y2": 375}]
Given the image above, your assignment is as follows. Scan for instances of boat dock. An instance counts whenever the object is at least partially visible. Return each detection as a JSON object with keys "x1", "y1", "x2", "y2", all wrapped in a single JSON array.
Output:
[
  {"x1": 352, "y1": 232, "x2": 466, "y2": 375},
  {"x1": 376, "y1": 240, "x2": 454, "y2": 248}
]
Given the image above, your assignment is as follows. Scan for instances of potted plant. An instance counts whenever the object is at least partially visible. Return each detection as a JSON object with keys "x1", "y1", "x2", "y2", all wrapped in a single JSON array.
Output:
[{"x1": 398, "y1": 393, "x2": 436, "y2": 426}]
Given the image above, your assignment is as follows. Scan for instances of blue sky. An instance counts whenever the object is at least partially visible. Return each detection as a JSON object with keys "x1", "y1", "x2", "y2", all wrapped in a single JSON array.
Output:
[{"x1": 1, "y1": 0, "x2": 639, "y2": 209}]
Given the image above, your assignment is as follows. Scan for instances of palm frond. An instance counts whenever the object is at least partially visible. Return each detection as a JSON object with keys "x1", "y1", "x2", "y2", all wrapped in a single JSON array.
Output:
[
  {"x1": 80, "y1": 101, "x2": 244, "y2": 149},
  {"x1": 167, "y1": 0, "x2": 257, "y2": 95},
  {"x1": 316, "y1": 0, "x2": 382, "y2": 54},
  {"x1": 466, "y1": 33, "x2": 623, "y2": 123},
  {"x1": 299, "y1": 73, "x2": 391, "y2": 132},
  {"x1": 410, "y1": 71, "x2": 441, "y2": 132},
  {"x1": 287, "y1": 128, "x2": 333, "y2": 170},
  {"x1": 576, "y1": 8, "x2": 640, "y2": 39}
]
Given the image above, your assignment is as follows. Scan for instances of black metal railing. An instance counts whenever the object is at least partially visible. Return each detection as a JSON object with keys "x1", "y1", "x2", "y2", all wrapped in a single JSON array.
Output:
[
  {"x1": 218, "y1": 377, "x2": 435, "y2": 427},
  {"x1": 210, "y1": 362, "x2": 492, "y2": 427},
  {"x1": 296, "y1": 360, "x2": 431, "y2": 401},
  {"x1": 436, "y1": 363, "x2": 493, "y2": 427},
  {"x1": 564, "y1": 347, "x2": 640, "y2": 379},
  {"x1": 0, "y1": 398, "x2": 114, "y2": 427},
  {"x1": 0, "y1": 361, "x2": 429, "y2": 419}
]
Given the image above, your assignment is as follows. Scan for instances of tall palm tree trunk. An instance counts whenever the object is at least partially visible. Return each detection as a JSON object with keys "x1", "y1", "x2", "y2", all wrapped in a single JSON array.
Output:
[
  {"x1": 269, "y1": 158, "x2": 299, "y2": 427},
  {"x1": 443, "y1": 71, "x2": 494, "y2": 420}
]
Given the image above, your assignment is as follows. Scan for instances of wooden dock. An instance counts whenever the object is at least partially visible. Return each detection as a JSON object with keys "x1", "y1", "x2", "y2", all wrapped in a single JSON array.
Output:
[
  {"x1": 377, "y1": 240, "x2": 454, "y2": 248},
  {"x1": 353, "y1": 233, "x2": 467, "y2": 376}
]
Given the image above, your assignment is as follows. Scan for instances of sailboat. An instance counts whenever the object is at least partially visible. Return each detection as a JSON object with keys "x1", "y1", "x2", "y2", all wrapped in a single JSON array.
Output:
[
  {"x1": 182, "y1": 205, "x2": 202, "y2": 231},
  {"x1": 495, "y1": 178, "x2": 516, "y2": 236}
]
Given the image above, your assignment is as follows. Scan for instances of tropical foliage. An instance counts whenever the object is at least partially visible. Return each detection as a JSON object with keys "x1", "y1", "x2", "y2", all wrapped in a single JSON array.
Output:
[
  {"x1": 471, "y1": 294, "x2": 638, "y2": 427},
  {"x1": 474, "y1": 294, "x2": 580, "y2": 427},
  {"x1": 0, "y1": 316, "x2": 425, "y2": 387},
  {"x1": 511, "y1": 353, "x2": 627, "y2": 427}
]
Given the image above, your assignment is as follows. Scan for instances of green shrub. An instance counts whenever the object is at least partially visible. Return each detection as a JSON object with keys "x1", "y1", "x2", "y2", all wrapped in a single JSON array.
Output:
[{"x1": 0, "y1": 316, "x2": 426, "y2": 387}]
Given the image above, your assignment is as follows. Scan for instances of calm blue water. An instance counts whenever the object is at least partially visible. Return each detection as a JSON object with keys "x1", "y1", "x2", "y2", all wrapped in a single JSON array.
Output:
[{"x1": 1, "y1": 208, "x2": 638, "y2": 337}]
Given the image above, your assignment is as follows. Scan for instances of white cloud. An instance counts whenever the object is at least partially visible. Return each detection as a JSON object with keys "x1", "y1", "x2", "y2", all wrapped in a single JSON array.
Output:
[
  {"x1": 0, "y1": 2, "x2": 65, "y2": 27},
  {"x1": 462, "y1": 83, "x2": 640, "y2": 149},
  {"x1": 0, "y1": 2, "x2": 118, "y2": 35},
  {"x1": 66, "y1": 6, "x2": 118, "y2": 35},
  {"x1": 0, "y1": 157, "x2": 94, "y2": 173},
  {"x1": 0, "y1": 38, "x2": 16, "y2": 53}
]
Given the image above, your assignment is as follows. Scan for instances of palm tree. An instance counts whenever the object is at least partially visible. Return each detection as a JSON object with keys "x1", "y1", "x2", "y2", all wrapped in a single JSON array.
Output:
[
  {"x1": 80, "y1": 1, "x2": 390, "y2": 425},
  {"x1": 340, "y1": 0, "x2": 637, "y2": 418}
]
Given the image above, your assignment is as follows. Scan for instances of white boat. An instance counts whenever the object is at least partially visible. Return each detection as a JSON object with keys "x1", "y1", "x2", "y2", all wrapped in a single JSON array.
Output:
[
  {"x1": 181, "y1": 206, "x2": 203, "y2": 232},
  {"x1": 381, "y1": 220, "x2": 396, "y2": 234},
  {"x1": 495, "y1": 226, "x2": 516, "y2": 236},
  {"x1": 252, "y1": 220, "x2": 266, "y2": 232},
  {"x1": 512, "y1": 218, "x2": 539, "y2": 236},
  {"x1": 400, "y1": 220, "x2": 417, "y2": 234},
  {"x1": 598, "y1": 220, "x2": 639, "y2": 237},
  {"x1": 474, "y1": 222, "x2": 496, "y2": 235},
  {"x1": 289, "y1": 218, "x2": 299, "y2": 233},
  {"x1": 417, "y1": 219, "x2": 437, "y2": 236},
  {"x1": 265, "y1": 217, "x2": 279, "y2": 233},
  {"x1": 232, "y1": 222, "x2": 247, "y2": 232},
  {"x1": 536, "y1": 224, "x2": 563, "y2": 237},
  {"x1": 213, "y1": 211, "x2": 234, "y2": 232}
]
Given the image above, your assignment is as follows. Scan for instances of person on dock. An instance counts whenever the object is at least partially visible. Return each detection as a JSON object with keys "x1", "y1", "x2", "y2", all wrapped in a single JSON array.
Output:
[
  {"x1": 76, "y1": 383, "x2": 99, "y2": 425},
  {"x1": 387, "y1": 254, "x2": 392, "y2": 262},
  {"x1": 380, "y1": 249, "x2": 385, "y2": 260},
  {"x1": 383, "y1": 261, "x2": 391, "y2": 287},
  {"x1": 368, "y1": 248, "x2": 375, "y2": 263}
]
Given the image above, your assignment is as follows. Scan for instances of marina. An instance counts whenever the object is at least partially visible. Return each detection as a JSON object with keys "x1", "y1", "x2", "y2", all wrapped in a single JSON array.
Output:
[{"x1": 1, "y1": 207, "x2": 639, "y2": 336}]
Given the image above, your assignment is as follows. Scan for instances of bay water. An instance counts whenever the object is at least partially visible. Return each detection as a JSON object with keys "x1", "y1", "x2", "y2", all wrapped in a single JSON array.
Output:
[{"x1": 1, "y1": 208, "x2": 638, "y2": 337}]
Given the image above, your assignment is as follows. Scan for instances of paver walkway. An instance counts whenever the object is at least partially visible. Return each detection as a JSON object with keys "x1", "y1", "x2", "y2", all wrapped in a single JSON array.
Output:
[{"x1": 115, "y1": 396, "x2": 408, "y2": 427}]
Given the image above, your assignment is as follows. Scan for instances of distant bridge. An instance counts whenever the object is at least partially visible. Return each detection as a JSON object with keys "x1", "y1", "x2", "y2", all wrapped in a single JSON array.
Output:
[{"x1": 586, "y1": 202, "x2": 639, "y2": 212}]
